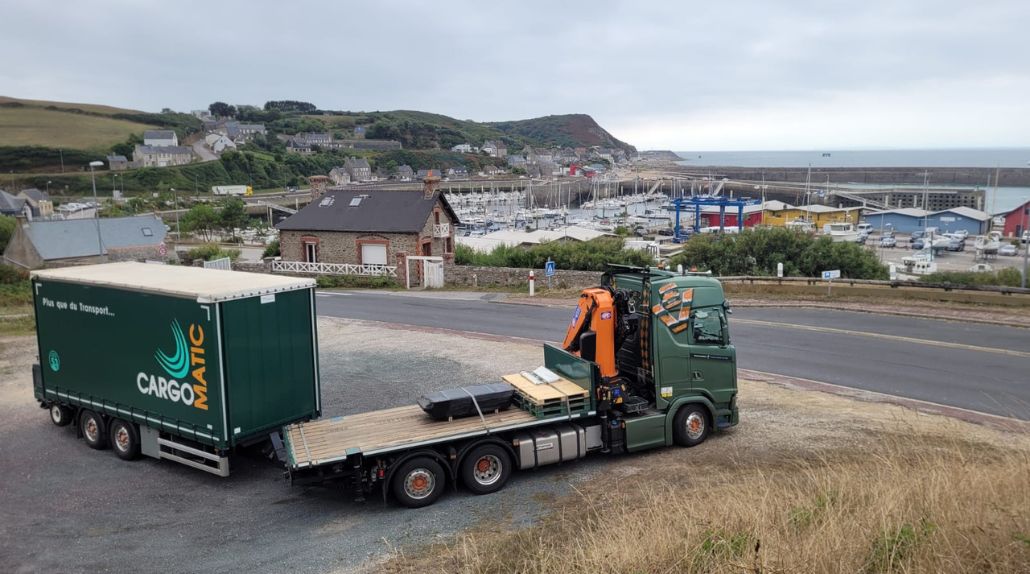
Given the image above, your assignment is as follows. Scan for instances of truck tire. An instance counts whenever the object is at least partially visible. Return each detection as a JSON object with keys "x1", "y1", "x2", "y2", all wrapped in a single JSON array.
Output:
[
  {"x1": 391, "y1": 457, "x2": 446, "y2": 508},
  {"x1": 49, "y1": 404, "x2": 73, "y2": 427},
  {"x1": 79, "y1": 410, "x2": 108, "y2": 450},
  {"x1": 460, "y1": 444, "x2": 512, "y2": 495},
  {"x1": 109, "y1": 419, "x2": 141, "y2": 461},
  {"x1": 673, "y1": 404, "x2": 710, "y2": 447}
]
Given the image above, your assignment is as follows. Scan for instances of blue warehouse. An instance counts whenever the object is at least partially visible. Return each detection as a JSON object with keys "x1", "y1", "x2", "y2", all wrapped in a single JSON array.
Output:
[{"x1": 862, "y1": 207, "x2": 990, "y2": 235}]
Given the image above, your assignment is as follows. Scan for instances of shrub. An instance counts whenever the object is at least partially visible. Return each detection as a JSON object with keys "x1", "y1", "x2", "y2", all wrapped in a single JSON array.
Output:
[
  {"x1": 314, "y1": 275, "x2": 396, "y2": 289},
  {"x1": 262, "y1": 239, "x2": 281, "y2": 258},
  {"x1": 668, "y1": 227, "x2": 888, "y2": 280},
  {"x1": 455, "y1": 236, "x2": 653, "y2": 271},
  {"x1": 183, "y1": 243, "x2": 240, "y2": 263},
  {"x1": 0, "y1": 215, "x2": 16, "y2": 252},
  {"x1": 920, "y1": 268, "x2": 1023, "y2": 287}
]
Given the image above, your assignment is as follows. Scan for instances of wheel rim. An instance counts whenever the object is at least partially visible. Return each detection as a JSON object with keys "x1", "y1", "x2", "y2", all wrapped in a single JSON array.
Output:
[
  {"x1": 114, "y1": 425, "x2": 130, "y2": 452},
  {"x1": 404, "y1": 468, "x2": 435, "y2": 500},
  {"x1": 83, "y1": 417, "x2": 99, "y2": 442},
  {"x1": 472, "y1": 455, "x2": 503, "y2": 486},
  {"x1": 50, "y1": 406, "x2": 63, "y2": 424},
  {"x1": 685, "y1": 412, "x2": 705, "y2": 440}
]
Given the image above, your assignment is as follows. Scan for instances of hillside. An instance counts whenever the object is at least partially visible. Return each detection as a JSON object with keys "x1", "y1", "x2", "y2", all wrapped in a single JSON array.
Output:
[
  {"x1": 488, "y1": 114, "x2": 636, "y2": 154},
  {"x1": 266, "y1": 108, "x2": 635, "y2": 154},
  {"x1": 0, "y1": 98, "x2": 155, "y2": 149}
]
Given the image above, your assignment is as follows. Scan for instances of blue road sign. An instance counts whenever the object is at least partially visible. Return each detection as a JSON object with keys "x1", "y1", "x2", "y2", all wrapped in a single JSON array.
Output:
[{"x1": 545, "y1": 260, "x2": 556, "y2": 276}]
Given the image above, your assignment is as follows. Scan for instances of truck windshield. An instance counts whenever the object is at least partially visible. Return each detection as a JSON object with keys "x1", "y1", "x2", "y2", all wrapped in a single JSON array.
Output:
[{"x1": 691, "y1": 307, "x2": 725, "y2": 345}]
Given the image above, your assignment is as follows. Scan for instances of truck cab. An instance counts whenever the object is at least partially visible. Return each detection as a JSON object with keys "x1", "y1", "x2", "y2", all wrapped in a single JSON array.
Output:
[{"x1": 546, "y1": 265, "x2": 738, "y2": 453}]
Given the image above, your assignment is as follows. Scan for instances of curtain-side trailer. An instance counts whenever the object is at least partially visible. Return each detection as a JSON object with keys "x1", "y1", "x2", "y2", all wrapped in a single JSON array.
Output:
[{"x1": 31, "y1": 262, "x2": 320, "y2": 476}]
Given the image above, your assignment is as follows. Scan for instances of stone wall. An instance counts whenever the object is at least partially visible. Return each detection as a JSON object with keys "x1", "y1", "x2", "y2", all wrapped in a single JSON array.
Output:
[{"x1": 445, "y1": 265, "x2": 600, "y2": 290}]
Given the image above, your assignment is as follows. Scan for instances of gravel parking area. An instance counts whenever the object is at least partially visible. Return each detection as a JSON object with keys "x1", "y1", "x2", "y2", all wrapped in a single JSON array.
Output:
[{"x1": 0, "y1": 320, "x2": 601, "y2": 574}]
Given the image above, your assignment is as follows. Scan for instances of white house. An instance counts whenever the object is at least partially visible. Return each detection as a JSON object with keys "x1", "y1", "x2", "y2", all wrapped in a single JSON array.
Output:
[{"x1": 143, "y1": 130, "x2": 178, "y2": 147}]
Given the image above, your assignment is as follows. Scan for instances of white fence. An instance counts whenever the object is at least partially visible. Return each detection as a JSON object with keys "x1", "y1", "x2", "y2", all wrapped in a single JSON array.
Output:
[
  {"x1": 203, "y1": 257, "x2": 232, "y2": 270},
  {"x1": 432, "y1": 223, "x2": 451, "y2": 238},
  {"x1": 271, "y1": 260, "x2": 397, "y2": 277}
]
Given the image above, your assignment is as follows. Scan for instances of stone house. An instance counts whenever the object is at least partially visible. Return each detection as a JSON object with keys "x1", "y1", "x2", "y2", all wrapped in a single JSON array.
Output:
[
  {"x1": 143, "y1": 130, "x2": 178, "y2": 147},
  {"x1": 394, "y1": 165, "x2": 414, "y2": 180},
  {"x1": 17, "y1": 188, "x2": 53, "y2": 218},
  {"x1": 328, "y1": 166, "x2": 352, "y2": 185},
  {"x1": 344, "y1": 157, "x2": 372, "y2": 181},
  {"x1": 0, "y1": 189, "x2": 28, "y2": 217},
  {"x1": 107, "y1": 154, "x2": 130, "y2": 170},
  {"x1": 133, "y1": 145, "x2": 193, "y2": 167},
  {"x1": 482, "y1": 140, "x2": 507, "y2": 158},
  {"x1": 2, "y1": 215, "x2": 167, "y2": 269},
  {"x1": 275, "y1": 186, "x2": 459, "y2": 283}
]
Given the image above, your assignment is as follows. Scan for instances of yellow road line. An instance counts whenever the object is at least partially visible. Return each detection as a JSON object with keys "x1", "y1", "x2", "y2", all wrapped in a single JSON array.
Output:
[{"x1": 734, "y1": 318, "x2": 1030, "y2": 358}]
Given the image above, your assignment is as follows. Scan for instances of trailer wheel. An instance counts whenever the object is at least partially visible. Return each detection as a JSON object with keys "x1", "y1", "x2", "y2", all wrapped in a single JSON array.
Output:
[
  {"x1": 109, "y1": 419, "x2": 141, "y2": 461},
  {"x1": 460, "y1": 444, "x2": 512, "y2": 495},
  {"x1": 79, "y1": 410, "x2": 108, "y2": 450},
  {"x1": 673, "y1": 404, "x2": 710, "y2": 447},
  {"x1": 49, "y1": 404, "x2": 73, "y2": 427},
  {"x1": 391, "y1": 457, "x2": 446, "y2": 508}
]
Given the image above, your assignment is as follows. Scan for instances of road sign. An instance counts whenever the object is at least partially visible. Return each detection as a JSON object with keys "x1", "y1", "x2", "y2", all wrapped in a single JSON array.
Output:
[
  {"x1": 545, "y1": 260, "x2": 556, "y2": 277},
  {"x1": 821, "y1": 269, "x2": 841, "y2": 280}
]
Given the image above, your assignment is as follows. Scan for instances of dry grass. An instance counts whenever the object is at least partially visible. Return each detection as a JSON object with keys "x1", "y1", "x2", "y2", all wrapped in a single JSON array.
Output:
[
  {"x1": 0, "y1": 95, "x2": 142, "y2": 116},
  {"x1": 0, "y1": 105, "x2": 152, "y2": 148},
  {"x1": 387, "y1": 432, "x2": 1030, "y2": 574}
]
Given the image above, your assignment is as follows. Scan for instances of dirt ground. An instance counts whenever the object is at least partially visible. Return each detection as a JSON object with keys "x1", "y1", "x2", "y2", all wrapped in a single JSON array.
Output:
[{"x1": 1, "y1": 318, "x2": 1027, "y2": 574}]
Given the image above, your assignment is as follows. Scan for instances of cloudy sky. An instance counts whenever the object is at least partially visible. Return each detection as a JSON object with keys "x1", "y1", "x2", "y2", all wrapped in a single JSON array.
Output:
[{"x1": 2, "y1": 0, "x2": 1028, "y2": 150}]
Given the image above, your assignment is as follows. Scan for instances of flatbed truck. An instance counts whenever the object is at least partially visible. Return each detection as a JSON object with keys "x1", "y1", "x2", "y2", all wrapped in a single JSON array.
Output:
[
  {"x1": 283, "y1": 265, "x2": 739, "y2": 507},
  {"x1": 33, "y1": 263, "x2": 738, "y2": 508}
]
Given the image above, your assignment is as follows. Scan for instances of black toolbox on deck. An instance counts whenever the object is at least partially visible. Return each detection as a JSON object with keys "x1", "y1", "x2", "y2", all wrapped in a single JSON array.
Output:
[{"x1": 418, "y1": 383, "x2": 515, "y2": 420}]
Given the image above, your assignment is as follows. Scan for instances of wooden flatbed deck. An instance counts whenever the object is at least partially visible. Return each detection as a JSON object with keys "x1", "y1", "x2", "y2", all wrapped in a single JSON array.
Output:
[{"x1": 284, "y1": 405, "x2": 587, "y2": 469}]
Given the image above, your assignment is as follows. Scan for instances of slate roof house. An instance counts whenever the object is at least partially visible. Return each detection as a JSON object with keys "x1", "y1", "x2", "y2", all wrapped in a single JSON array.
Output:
[
  {"x1": 343, "y1": 157, "x2": 372, "y2": 181},
  {"x1": 394, "y1": 165, "x2": 414, "y2": 181},
  {"x1": 2, "y1": 215, "x2": 167, "y2": 269},
  {"x1": 328, "y1": 166, "x2": 352, "y2": 185},
  {"x1": 275, "y1": 184, "x2": 458, "y2": 284},
  {"x1": 133, "y1": 145, "x2": 193, "y2": 167},
  {"x1": 0, "y1": 189, "x2": 28, "y2": 217},
  {"x1": 107, "y1": 154, "x2": 130, "y2": 170},
  {"x1": 18, "y1": 188, "x2": 53, "y2": 218},
  {"x1": 143, "y1": 130, "x2": 178, "y2": 147}
]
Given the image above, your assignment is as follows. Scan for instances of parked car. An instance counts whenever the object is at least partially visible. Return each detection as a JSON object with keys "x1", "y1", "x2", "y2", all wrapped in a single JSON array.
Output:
[
  {"x1": 911, "y1": 238, "x2": 925, "y2": 250},
  {"x1": 999, "y1": 244, "x2": 1018, "y2": 256},
  {"x1": 945, "y1": 238, "x2": 965, "y2": 252},
  {"x1": 880, "y1": 236, "x2": 897, "y2": 248},
  {"x1": 856, "y1": 232, "x2": 869, "y2": 244},
  {"x1": 856, "y1": 222, "x2": 873, "y2": 234},
  {"x1": 1022, "y1": 231, "x2": 1029, "y2": 244},
  {"x1": 911, "y1": 230, "x2": 926, "y2": 240},
  {"x1": 950, "y1": 229, "x2": 969, "y2": 239}
]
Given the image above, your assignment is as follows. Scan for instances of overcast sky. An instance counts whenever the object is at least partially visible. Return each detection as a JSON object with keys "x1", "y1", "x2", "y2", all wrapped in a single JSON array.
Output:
[{"x1": 2, "y1": 0, "x2": 1028, "y2": 150}]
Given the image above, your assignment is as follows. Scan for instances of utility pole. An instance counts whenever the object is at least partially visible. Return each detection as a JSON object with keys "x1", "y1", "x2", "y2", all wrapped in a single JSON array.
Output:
[
  {"x1": 1022, "y1": 199, "x2": 1029, "y2": 289},
  {"x1": 88, "y1": 161, "x2": 104, "y2": 257}
]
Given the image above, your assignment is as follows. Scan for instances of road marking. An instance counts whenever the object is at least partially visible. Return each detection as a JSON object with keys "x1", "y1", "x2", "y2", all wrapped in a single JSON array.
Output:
[
  {"x1": 734, "y1": 318, "x2": 1030, "y2": 358},
  {"x1": 316, "y1": 292, "x2": 352, "y2": 297}
]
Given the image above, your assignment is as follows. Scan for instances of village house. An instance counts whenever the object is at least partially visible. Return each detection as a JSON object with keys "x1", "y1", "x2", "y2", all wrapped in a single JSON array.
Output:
[
  {"x1": 143, "y1": 130, "x2": 178, "y2": 147},
  {"x1": 17, "y1": 188, "x2": 53, "y2": 218},
  {"x1": 0, "y1": 189, "x2": 28, "y2": 217},
  {"x1": 344, "y1": 157, "x2": 372, "y2": 181},
  {"x1": 353, "y1": 126, "x2": 366, "y2": 139},
  {"x1": 133, "y1": 145, "x2": 193, "y2": 167},
  {"x1": 2, "y1": 215, "x2": 167, "y2": 269},
  {"x1": 394, "y1": 165, "x2": 415, "y2": 180},
  {"x1": 328, "y1": 166, "x2": 352, "y2": 186},
  {"x1": 286, "y1": 140, "x2": 313, "y2": 155},
  {"x1": 482, "y1": 140, "x2": 507, "y2": 158},
  {"x1": 450, "y1": 143, "x2": 476, "y2": 153},
  {"x1": 107, "y1": 154, "x2": 130, "y2": 170},
  {"x1": 275, "y1": 181, "x2": 459, "y2": 285},
  {"x1": 204, "y1": 133, "x2": 237, "y2": 154}
]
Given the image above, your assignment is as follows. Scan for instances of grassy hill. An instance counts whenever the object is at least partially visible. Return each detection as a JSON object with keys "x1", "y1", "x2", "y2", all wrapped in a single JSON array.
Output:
[
  {"x1": 0, "y1": 96, "x2": 202, "y2": 172},
  {"x1": 0, "y1": 102, "x2": 155, "y2": 149},
  {"x1": 488, "y1": 114, "x2": 636, "y2": 154}
]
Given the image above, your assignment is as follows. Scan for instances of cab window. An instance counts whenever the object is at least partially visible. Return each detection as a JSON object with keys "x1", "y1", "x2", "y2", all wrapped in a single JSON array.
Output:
[{"x1": 690, "y1": 307, "x2": 726, "y2": 345}]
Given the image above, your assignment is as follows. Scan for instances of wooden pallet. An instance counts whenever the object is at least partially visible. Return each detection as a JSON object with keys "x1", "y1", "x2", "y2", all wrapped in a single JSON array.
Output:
[{"x1": 502, "y1": 373, "x2": 591, "y2": 418}]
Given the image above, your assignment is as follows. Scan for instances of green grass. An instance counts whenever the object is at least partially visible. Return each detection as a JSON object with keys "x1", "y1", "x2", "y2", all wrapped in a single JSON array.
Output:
[{"x1": 0, "y1": 105, "x2": 154, "y2": 149}]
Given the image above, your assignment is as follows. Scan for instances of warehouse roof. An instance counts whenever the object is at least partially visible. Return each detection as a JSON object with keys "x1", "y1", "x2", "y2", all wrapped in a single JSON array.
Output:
[{"x1": 32, "y1": 262, "x2": 315, "y2": 303}]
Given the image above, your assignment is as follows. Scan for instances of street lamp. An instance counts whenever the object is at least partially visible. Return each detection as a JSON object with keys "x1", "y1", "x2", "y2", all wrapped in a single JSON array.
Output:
[
  {"x1": 170, "y1": 188, "x2": 180, "y2": 241},
  {"x1": 88, "y1": 161, "x2": 104, "y2": 257},
  {"x1": 46, "y1": 180, "x2": 51, "y2": 195}
]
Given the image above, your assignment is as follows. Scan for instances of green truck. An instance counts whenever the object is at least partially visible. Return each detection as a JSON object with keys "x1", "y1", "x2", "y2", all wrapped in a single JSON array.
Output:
[
  {"x1": 32, "y1": 262, "x2": 320, "y2": 476},
  {"x1": 33, "y1": 263, "x2": 738, "y2": 506}
]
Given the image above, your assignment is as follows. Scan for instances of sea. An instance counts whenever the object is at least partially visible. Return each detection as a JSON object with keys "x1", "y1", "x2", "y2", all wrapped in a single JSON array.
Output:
[{"x1": 674, "y1": 148, "x2": 1030, "y2": 213}]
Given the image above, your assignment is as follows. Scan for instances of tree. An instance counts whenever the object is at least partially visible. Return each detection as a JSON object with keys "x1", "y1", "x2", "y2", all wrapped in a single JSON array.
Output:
[
  {"x1": 0, "y1": 215, "x2": 16, "y2": 252},
  {"x1": 208, "y1": 101, "x2": 237, "y2": 118},
  {"x1": 218, "y1": 197, "x2": 248, "y2": 241},
  {"x1": 181, "y1": 203, "x2": 219, "y2": 241}
]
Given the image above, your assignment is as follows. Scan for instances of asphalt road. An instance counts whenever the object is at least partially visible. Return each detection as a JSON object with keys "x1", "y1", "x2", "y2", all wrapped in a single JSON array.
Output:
[{"x1": 316, "y1": 291, "x2": 1030, "y2": 421}]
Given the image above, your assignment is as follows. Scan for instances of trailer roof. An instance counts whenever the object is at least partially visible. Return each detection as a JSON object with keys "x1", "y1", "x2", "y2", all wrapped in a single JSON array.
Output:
[{"x1": 31, "y1": 262, "x2": 316, "y2": 303}]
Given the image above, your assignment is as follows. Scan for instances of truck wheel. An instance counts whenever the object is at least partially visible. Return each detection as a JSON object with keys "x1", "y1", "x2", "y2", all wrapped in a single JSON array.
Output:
[
  {"x1": 673, "y1": 405, "x2": 710, "y2": 447},
  {"x1": 460, "y1": 444, "x2": 512, "y2": 495},
  {"x1": 391, "y1": 457, "x2": 446, "y2": 508},
  {"x1": 49, "y1": 404, "x2": 73, "y2": 427},
  {"x1": 109, "y1": 419, "x2": 141, "y2": 461},
  {"x1": 79, "y1": 410, "x2": 108, "y2": 450}
]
